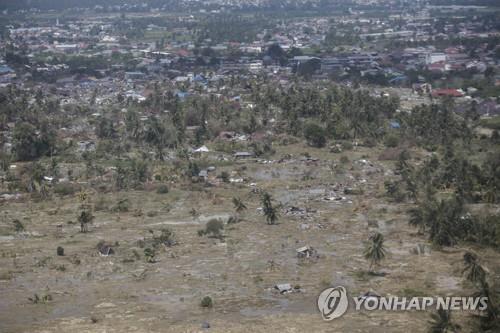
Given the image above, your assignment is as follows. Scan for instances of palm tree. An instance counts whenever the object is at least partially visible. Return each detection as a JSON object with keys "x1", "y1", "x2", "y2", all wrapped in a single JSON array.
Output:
[
  {"x1": 475, "y1": 280, "x2": 498, "y2": 330},
  {"x1": 232, "y1": 197, "x2": 247, "y2": 217},
  {"x1": 144, "y1": 117, "x2": 174, "y2": 160},
  {"x1": 231, "y1": 197, "x2": 247, "y2": 222},
  {"x1": 428, "y1": 309, "x2": 460, "y2": 333},
  {"x1": 462, "y1": 252, "x2": 486, "y2": 286},
  {"x1": 484, "y1": 187, "x2": 497, "y2": 204},
  {"x1": 364, "y1": 232, "x2": 386, "y2": 272},
  {"x1": 408, "y1": 207, "x2": 425, "y2": 234},
  {"x1": 261, "y1": 192, "x2": 279, "y2": 225},
  {"x1": 78, "y1": 210, "x2": 94, "y2": 233},
  {"x1": 428, "y1": 197, "x2": 463, "y2": 247}
]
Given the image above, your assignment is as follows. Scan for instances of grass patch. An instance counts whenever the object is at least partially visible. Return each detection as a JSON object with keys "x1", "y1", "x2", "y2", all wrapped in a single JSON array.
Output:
[
  {"x1": 480, "y1": 116, "x2": 500, "y2": 130},
  {"x1": 352, "y1": 270, "x2": 375, "y2": 281},
  {"x1": 399, "y1": 287, "x2": 427, "y2": 298}
]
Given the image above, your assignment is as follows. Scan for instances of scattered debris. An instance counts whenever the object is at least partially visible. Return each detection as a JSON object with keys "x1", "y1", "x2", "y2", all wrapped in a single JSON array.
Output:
[
  {"x1": 97, "y1": 243, "x2": 114, "y2": 256},
  {"x1": 194, "y1": 145, "x2": 210, "y2": 153},
  {"x1": 344, "y1": 187, "x2": 363, "y2": 195},
  {"x1": 274, "y1": 283, "x2": 292, "y2": 294},
  {"x1": 296, "y1": 245, "x2": 318, "y2": 259},
  {"x1": 323, "y1": 195, "x2": 346, "y2": 201},
  {"x1": 410, "y1": 243, "x2": 431, "y2": 255},
  {"x1": 234, "y1": 151, "x2": 255, "y2": 159},
  {"x1": 95, "y1": 302, "x2": 116, "y2": 308},
  {"x1": 284, "y1": 206, "x2": 317, "y2": 219},
  {"x1": 198, "y1": 170, "x2": 208, "y2": 180},
  {"x1": 0, "y1": 193, "x2": 23, "y2": 201},
  {"x1": 274, "y1": 283, "x2": 301, "y2": 294},
  {"x1": 284, "y1": 206, "x2": 307, "y2": 216},
  {"x1": 299, "y1": 223, "x2": 310, "y2": 230}
]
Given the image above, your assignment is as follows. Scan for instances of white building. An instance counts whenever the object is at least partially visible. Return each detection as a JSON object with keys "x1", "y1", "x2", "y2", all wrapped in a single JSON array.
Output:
[{"x1": 425, "y1": 52, "x2": 447, "y2": 64}]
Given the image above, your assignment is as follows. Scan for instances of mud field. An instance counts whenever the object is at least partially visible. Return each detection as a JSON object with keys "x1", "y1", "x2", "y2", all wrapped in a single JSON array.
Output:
[{"x1": 0, "y1": 144, "x2": 497, "y2": 332}]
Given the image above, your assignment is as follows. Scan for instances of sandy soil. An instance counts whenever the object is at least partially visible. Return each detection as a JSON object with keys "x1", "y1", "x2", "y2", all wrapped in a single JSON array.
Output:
[{"x1": 0, "y1": 144, "x2": 493, "y2": 332}]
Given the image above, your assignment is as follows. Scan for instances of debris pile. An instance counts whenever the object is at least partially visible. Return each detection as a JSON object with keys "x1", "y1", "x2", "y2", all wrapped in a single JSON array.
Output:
[
  {"x1": 296, "y1": 245, "x2": 319, "y2": 259},
  {"x1": 274, "y1": 283, "x2": 301, "y2": 294},
  {"x1": 283, "y1": 206, "x2": 317, "y2": 220}
]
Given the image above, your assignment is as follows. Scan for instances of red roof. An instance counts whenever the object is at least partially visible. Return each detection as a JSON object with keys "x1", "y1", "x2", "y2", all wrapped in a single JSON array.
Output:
[
  {"x1": 177, "y1": 49, "x2": 189, "y2": 57},
  {"x1": 445, "y1": 47, "x2": 460, "y2": 54},
  {"x1": 431, "y1": 89, "x2": 463, "y2": 97},
  {"x1": 428, "y1": 61, "x2": 446, "y2": 72}
]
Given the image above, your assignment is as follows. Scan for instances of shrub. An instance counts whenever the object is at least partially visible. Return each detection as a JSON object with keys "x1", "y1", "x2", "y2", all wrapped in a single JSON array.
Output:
[
  {"x1": 206, "y1": 219, "x2": 224, "y2": 235},
  {"x1": 144, "y1": 248, "x2": 156, "y2": 263},
  {"x1": 12, "y1": 219, "x2": 24, "y2": 232},
  {"x1": 480, "y1": 116, "x2": 500, "y2": 130},
  {"x1": 156, "y1": 184, "x2": 169, "y2": 194},
  {"x1": 146, "y1": 210, "x2": 158, "y2": 217},
  {"x1": 340, "y1": 155, "x2": 349, "y2": 164},
  {"x1": 384, "y1": 134, "x2": 400, "y2": 148},
  {"x1": 363, "y1": 139, "x2": 377, "y2": 148},
  {"x1": 56, "y1": 246, "x2": 64, "y2": 256},
  {"x1": 28, "y1": 293, "x2": 52, "y2": 304},
  {"x1": 218, "y1": 171, "x2": 230, "y2": 183},
  {"x1": 53, "y1": 183, "x2": 79, "y2": 196},
  {"x1": 384, "y1": 180, "x2": 406, "y2": 202},
  {"x1": 330, "y1": 145, "x2": 342, "y2": 153},
  {"x1": 94, "y1": 196, "x2": 108, "y2": 212},
  {"x1": 378, "y1": 147, "x2": 404, "y2": 161},
  {"x1": 341, "y1": 141, "x2": 353, "y2": 150},
  {"x1": 113, "y1": 198, "x2": 130, "y2": 212},
  {"x1": 251, "y1": 141, "x2": 275, "y2": 157},
  {"x1": 344, "y1": 187, "x2": 364, "y2": 195},
  {"x1": 200, "y1": 296, "x2": 213, "y2": 308},
  {"x1": 303, "y1": 122, "x2": 327, "y2": 148},
  {"x1": 492, "y1": 130, "x2": 500, "y2": 143},
  {"x1": 198, "y1": 218, "x2": 224, "y2": 238},
  {"x1": 227, "y1": 216, "x2": 239, "y2": 224},
  {"x1": 153, "y1": 228, "x2": 176, "y2": 247}
]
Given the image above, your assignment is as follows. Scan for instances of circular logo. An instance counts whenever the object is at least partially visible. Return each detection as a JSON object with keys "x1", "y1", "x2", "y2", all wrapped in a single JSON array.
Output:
[{"x1": 317, "y1": 286, "x2": 349, "y2": 320}]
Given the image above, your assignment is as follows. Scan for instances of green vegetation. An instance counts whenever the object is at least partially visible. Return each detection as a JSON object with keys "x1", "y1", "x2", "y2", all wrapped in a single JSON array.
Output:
[
  {"x1": 480, "y1": 116, "x2": 500, "y2": 130},
  {"x1": 78, "y1": 210, "x2": 94, "y2": 233},
  {"x1": 428, "y1": 309, "x2": 460, "y2": 333},
  {"x1": 198, "y1": 219, "x2": 224, "y2": 239},
  {"x1": 28, "y1": 293, "x2": 53, "y2": 304},
  {"x1": 364, "y1": 232, "x2": 386, "y2": 272},
  {"x1": 12, "y1": 219, "x2": 24, "y2": 232},
  {"x1": 200, "y1": 296, "x2": 213, "y2": 308},
  {"x1": 261, "y1": 192, "x2": 279, "y2": 225}
]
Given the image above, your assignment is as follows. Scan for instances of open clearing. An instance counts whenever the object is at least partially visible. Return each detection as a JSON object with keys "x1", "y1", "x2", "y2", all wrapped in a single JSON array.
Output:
[{"x1": 0, "y1": 143, "x2": 497, "y2": 332}]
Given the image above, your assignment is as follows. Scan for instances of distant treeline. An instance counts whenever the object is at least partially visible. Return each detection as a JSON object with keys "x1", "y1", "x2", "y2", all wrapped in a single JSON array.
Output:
[
  {"x1": 430, "y1": 0, "x2": 500, "y2": 6},
  {"x1": 0, "y1": 0, "x2": 412, "y2": 12},
  {"x1": 0, "y1": 0, "x2": 181, "y2": 11}
]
